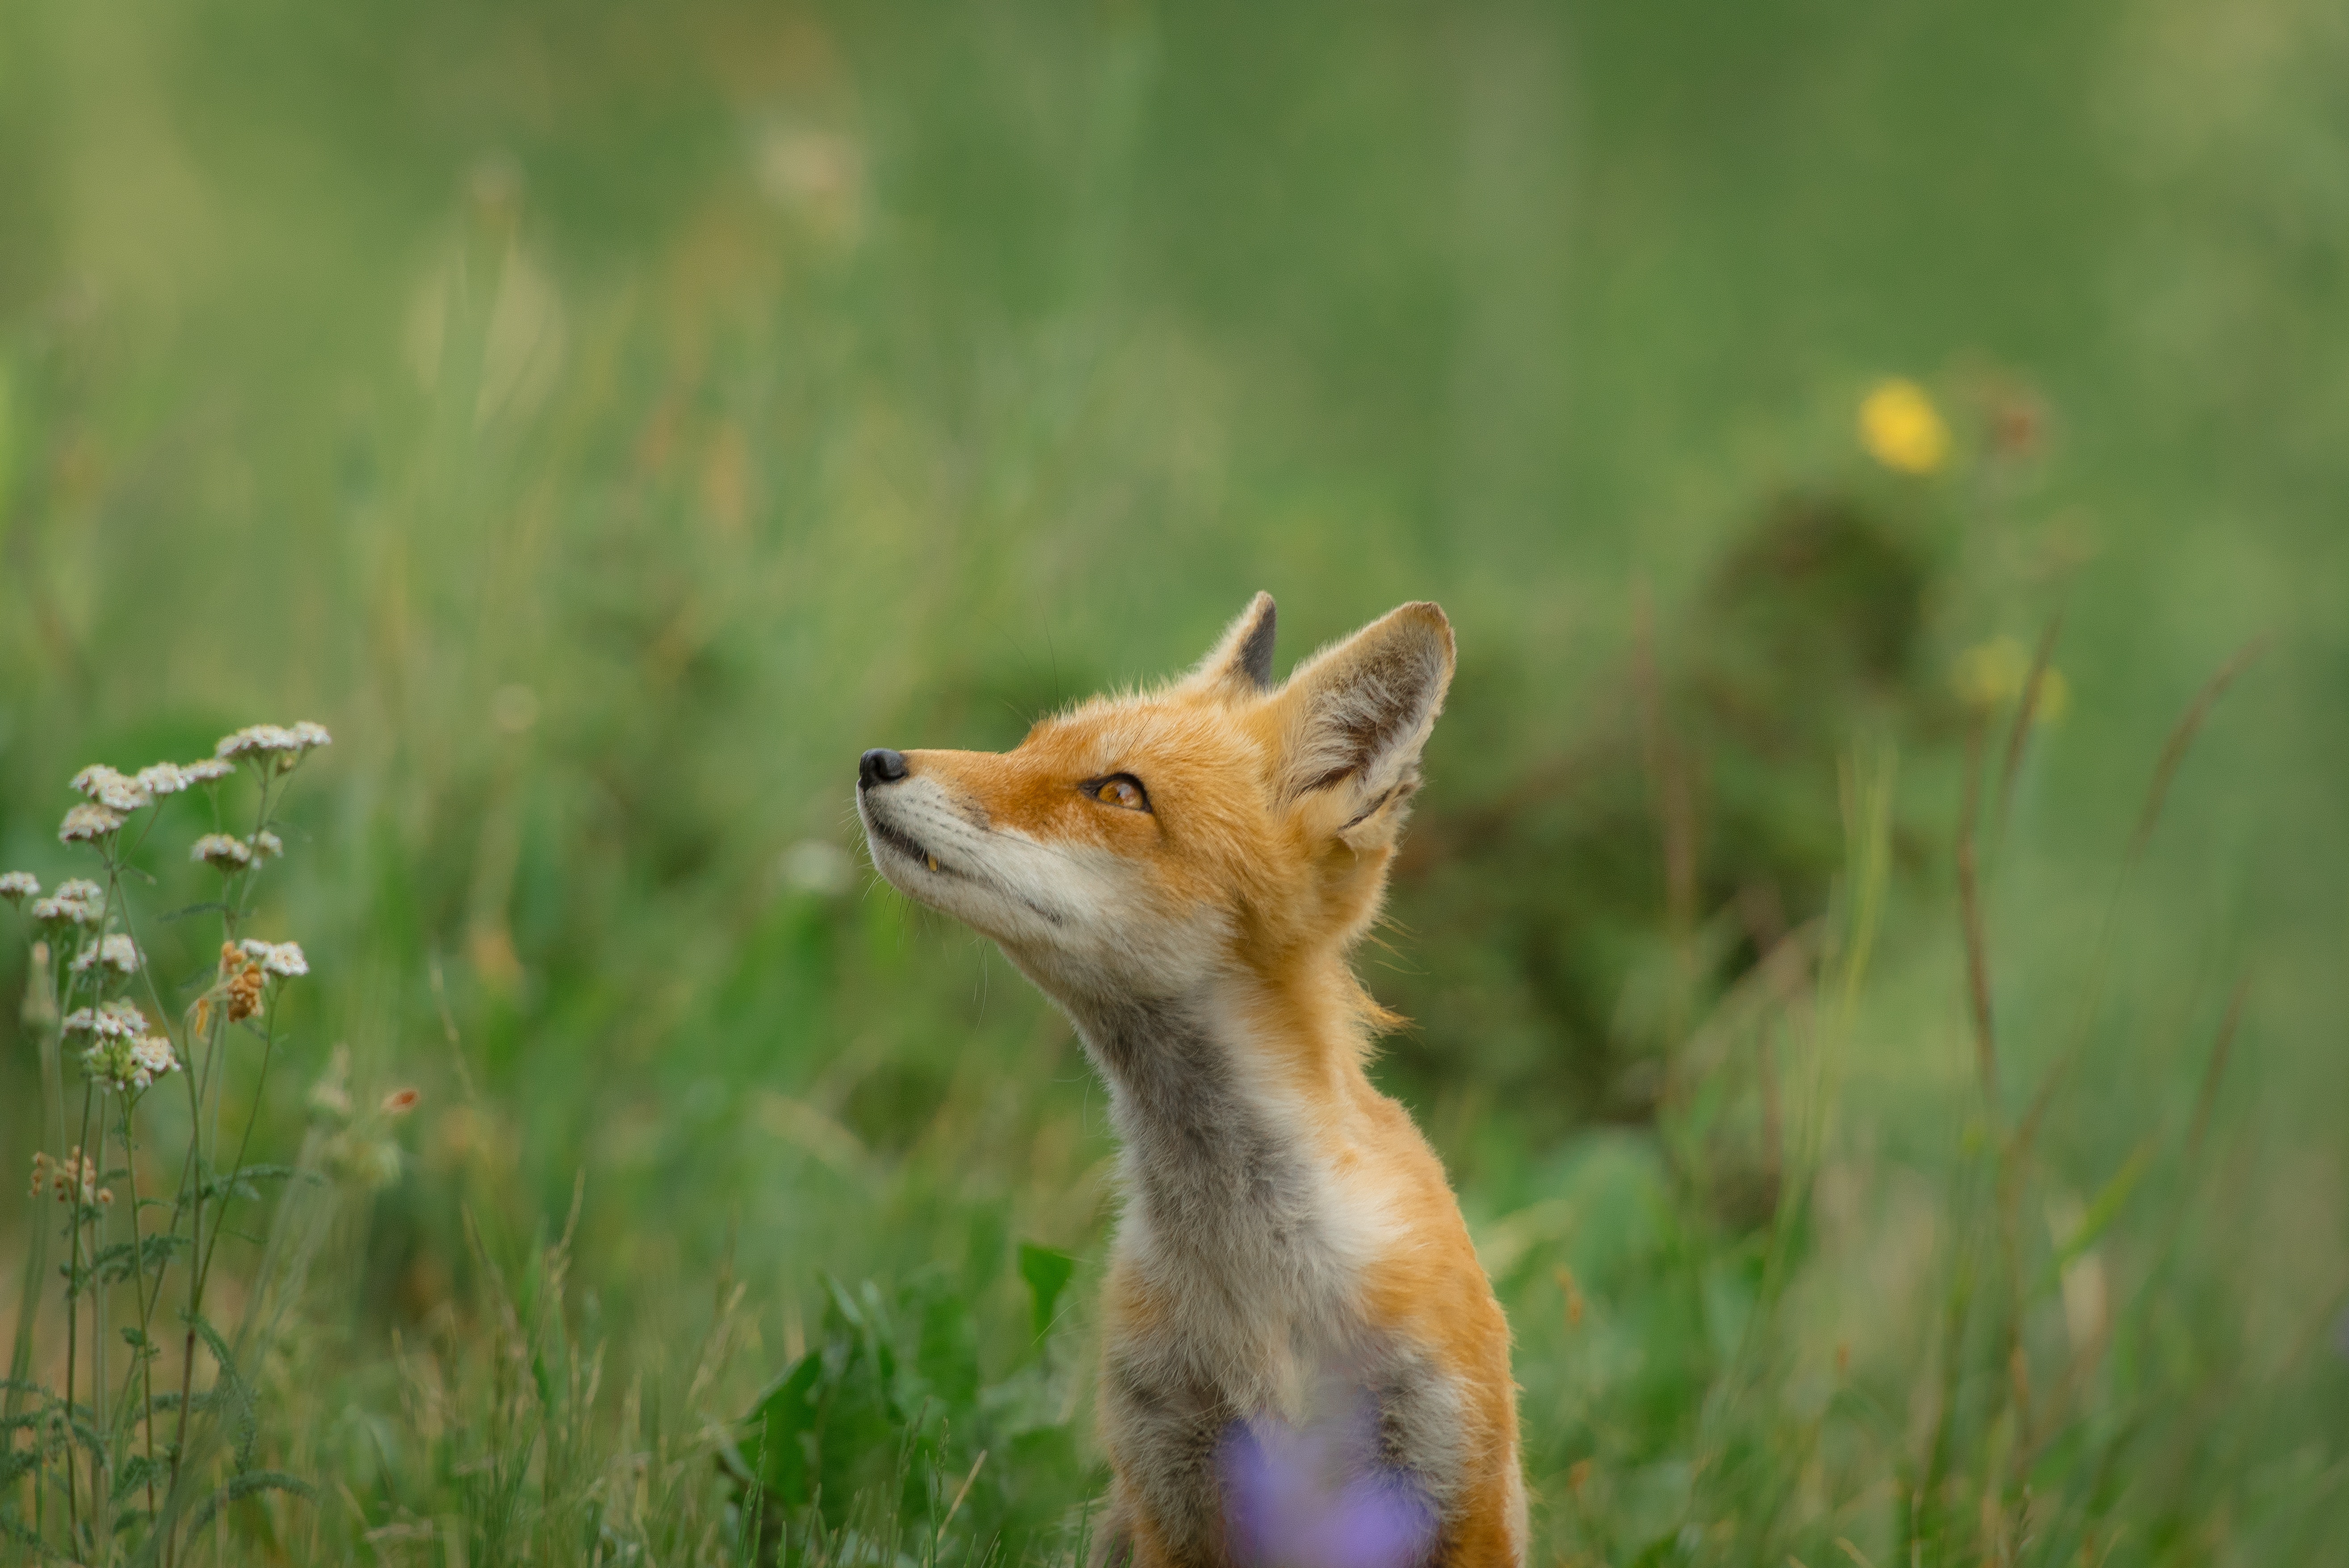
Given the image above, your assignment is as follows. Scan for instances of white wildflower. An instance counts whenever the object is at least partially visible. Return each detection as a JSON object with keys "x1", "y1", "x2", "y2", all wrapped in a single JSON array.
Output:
[
  {"x1": 291, "y1": 721, "x2": 332, "y2": 752},
  {"x1": 135, "y1": 761, "x2": 194, "y2": 796},
  {"x1": 181, "y1": 758, "x2": 236, "y2": 784},
  {"x1": 239, "y1": 939, "x2": 309, "y2": 978},
  {"x1": 0, "y1": 872, "x2": 37, "y2": 903},
  {"x1": 70, "y1": 934, "x2": 140, "y2": 975},
  {"x1": 71, "y1": 765, "x2": 151, "y2": 812},
  {"x1": 84, "y1": 1032, "x2": 180, "y2": 1092},
  {"x1": 30, "y1": 879, "x2": 104, "y2": 926},
  {"x1": 254, "y1": 830, "x2": 285, "y2": 859},
  {"x1": 59, "y1": 803, "x2": 126, "y2": 843},
  {"x1": 191, "y1": 834, "x2": 254, "y2": 870},
  {"x1": 63, "y1": 999, "x2": 147, "y2": 1039},
  {"x1": 215, "y1": 725, "x2": 300, "y2": 760}
]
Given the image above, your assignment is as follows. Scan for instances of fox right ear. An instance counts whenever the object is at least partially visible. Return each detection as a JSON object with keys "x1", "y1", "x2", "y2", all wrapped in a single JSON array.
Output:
[
  {"x1": 1184, "y1": 591, "x2": 1279, "y2": 698},
  {"x1": 1273, "y1": 601, "x2": 1454, "y2": 842}
]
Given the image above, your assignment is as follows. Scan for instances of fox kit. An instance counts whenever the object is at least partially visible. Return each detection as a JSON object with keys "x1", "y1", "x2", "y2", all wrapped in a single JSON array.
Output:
[{"x1": 856, "y1": 595, "x2": 1523, "y2": 1568}]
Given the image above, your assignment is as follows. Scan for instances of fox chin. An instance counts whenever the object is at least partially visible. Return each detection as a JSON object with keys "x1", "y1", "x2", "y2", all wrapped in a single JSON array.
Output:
[{"x1": 857, "y1": 594, "x2": 1526, "y2": 1568}]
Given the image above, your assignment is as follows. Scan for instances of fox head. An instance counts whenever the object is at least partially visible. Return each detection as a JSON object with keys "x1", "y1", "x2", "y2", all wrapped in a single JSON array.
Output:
[{"x1": 856, "y1": 595, "x2": 1454, "y2": 1014}]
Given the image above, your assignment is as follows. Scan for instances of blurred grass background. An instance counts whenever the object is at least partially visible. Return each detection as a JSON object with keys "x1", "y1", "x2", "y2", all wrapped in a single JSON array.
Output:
[{"x1": 3, "y1": 0, "x2": 2346, "y2": 1561}]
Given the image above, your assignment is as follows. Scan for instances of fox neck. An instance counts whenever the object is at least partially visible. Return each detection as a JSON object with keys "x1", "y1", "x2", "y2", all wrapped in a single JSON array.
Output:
[{"x1": 1060, "y1": 964, "x2": 1376, "y2": 1334}]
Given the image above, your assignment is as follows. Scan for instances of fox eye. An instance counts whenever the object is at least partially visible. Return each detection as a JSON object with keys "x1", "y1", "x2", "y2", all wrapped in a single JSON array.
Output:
[{"x1": 1087, "y1": 774, "x2": 1150, "y2": 813}]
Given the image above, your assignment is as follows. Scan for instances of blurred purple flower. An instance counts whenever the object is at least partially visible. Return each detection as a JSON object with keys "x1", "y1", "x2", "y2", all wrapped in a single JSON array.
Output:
[{"x1": 1218, "y1": 1402, "x2": 1437, "y2": 1568}]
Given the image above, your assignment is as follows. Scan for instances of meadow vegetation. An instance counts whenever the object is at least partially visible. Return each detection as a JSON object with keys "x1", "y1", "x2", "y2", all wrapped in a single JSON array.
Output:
[{"x1": 3, "y1": 0, "x2": 2346, "y2": 1562}]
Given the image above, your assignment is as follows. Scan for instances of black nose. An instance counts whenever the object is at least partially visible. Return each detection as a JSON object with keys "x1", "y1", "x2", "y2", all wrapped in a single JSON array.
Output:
[{"x1": 859, "y1": 748, "x2": 909, "y2": 789}]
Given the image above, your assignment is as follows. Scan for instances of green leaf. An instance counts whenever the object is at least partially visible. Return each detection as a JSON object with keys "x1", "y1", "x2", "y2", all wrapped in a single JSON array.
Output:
[
  {"x1": 110, "y1": 1451, "x2": 170, "y2": 1504},
  {"x1": 180, "y1": 1309, "x2": 260, "y2": 1461},
  {"x1": 1017, "y1": 1243, "x2": 1075, "y2": 1342},
  {"x1": 197, "y1": 1163, "x2": 318, "y2": 1203},
  {"x1": 752, "y1": 1351, "x2": 826, "y2": 1503},
  {"x1": 914, "y1": 1288, "x2": 981, "y2": 1410},
  {"x1": 92, "y1": 1234, "x2": 190, "y2": 1285},
  {"x1": 0, "y1": 1509, "x2": 69, "y2": 1558},
  {"x1": 146, "y1": 1389, "x2": 218, "y2": 1415}
]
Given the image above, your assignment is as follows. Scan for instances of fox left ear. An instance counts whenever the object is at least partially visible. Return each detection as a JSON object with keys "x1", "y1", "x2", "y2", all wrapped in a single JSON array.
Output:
[
  {"x1": 1183, "y1": 591, "x2": 1279, "y2": 699},
  {"x1": 1275, "y1": 601, "x2": 1454, "y2": 845}
]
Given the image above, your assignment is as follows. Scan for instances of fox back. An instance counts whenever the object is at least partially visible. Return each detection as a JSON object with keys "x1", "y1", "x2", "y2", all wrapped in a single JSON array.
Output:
[{"x1": 857, "y1": 595, "x2": 1523, "y2": 1568}]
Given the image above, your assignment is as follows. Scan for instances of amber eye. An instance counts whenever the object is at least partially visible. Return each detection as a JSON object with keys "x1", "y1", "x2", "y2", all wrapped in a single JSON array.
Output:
[{"x1": 1087, "y1": 774, "x2": 1150, "y2": 812}]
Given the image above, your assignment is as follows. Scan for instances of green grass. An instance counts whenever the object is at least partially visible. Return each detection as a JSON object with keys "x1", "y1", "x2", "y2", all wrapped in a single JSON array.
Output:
[{"x1": 4, "y1": 0, "x2": 2347, "y2": 1561}]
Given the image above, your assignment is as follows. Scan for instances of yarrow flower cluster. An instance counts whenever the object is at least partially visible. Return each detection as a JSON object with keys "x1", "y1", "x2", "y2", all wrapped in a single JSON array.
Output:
[
  {"x1": 239, "y1": 939, "x2": 310, "y2": 978},
  {"x1": 29, "y1": 879, "x2": 105, "y2": 926},
  {"x1": 60, "y1": 742, "x2": 282, "y2": 845},
  {"x1": 29, "y1": 1149, "x2": 108, "y2": 1207},
  {"x1": 213, "y1": 942, "x2": 277, "y2": 1023},
  {"x1": 64, "y1": 998, "x2": 149, "y2": 1039},
  {"x1": 215, "y1": 722, "x2": 331, "y2": 768},
  {"x1": 84, "y1": 1032, "x2": 181, "y2": 1093},
  {"x1": 70, "y1": 933, "x2": 141, "y2": 976},
  {"x1": 72, "y1": 764, "x2": 153, "y2": 812},
  {"x1": 59, "y1": 803, "x2": 126, "y2": 843},
  {"x1": 135, "y1": 761, "x2": 194, "y2": 796},
  {"x1": 191, "y1": 834, "x2": 254, "y2": 870}
]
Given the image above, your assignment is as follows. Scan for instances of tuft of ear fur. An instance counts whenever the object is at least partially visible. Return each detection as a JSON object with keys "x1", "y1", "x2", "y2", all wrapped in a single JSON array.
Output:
[
  {"x1": 1274, "y1": 601, "x2": 1455, "y2": 844},
  {"x1": 1183, "y1": 591, "x2": 1279, "y2": 698}
]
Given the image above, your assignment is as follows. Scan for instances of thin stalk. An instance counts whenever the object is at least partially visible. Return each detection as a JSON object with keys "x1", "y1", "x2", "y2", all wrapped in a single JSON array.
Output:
[
  {"x1": 122, "y1": 1085, "x2": 163, "y2": 1525},
  {"x1": 1956, "y1": 717, "x2": 1999, "y2": 1112},
  {"x1": 1991, "y1": 615, "x2": 2062, "y2": 843},
  {"x1": 90, "y1": 1092, "x2": 112, "y2": 1560},
  {"x1": 192, "y1": 1001, "x2": 281, "y2": 1295},
  {"x1": 64, "y1": 1080, "x2": 92, "y2": 1554},
  {"x1": 168, "y1": 1009, "x2": 221, "y2": 1507}
]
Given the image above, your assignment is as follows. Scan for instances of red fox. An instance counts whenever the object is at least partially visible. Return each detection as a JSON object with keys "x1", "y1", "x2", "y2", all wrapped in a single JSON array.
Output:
[{"x1": 857, "y1": 595, "x2": 1524, "y2": 1568}]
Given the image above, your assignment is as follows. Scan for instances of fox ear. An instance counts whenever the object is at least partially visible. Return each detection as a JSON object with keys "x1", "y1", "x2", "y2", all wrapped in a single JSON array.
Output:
[
  {"x1": 1275, "y1": 601, "x2": 1454, "y2": 841},
  {"x1": 1184, "y1": 591, "x2": 1279, "y2": 698}
]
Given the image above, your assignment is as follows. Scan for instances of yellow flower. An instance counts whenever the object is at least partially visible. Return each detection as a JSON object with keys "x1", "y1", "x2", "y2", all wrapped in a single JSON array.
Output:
[{"x1": 1859, "y1": 378, "x2": 1950, "y2": 474}]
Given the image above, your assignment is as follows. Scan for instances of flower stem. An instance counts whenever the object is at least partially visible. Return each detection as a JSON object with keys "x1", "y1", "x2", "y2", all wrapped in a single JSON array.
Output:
[
  {"x1": 122, "y1": 1086, "x2": 163, "y2": 1527},
  {"x1": 63, "y1": 1081, "x2": 91, "y2": 1555}
]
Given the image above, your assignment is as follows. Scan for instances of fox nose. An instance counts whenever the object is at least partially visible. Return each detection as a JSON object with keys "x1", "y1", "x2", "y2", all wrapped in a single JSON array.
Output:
[{"x1": 859, "y1": 748, "x2": 909, "y2": 789}]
